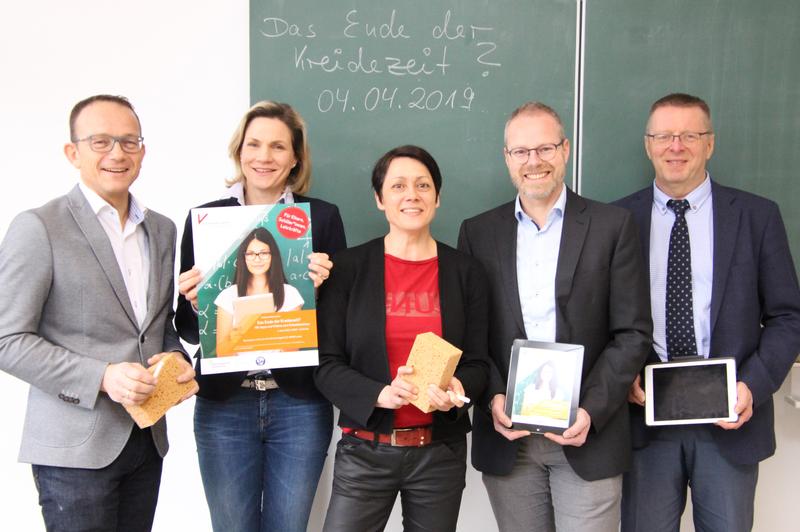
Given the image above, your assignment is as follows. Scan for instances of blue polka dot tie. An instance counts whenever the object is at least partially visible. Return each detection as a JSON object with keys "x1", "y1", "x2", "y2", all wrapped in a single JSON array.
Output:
[{"x1": 666, "y1": 199, "x2": 697, "y2": 359}]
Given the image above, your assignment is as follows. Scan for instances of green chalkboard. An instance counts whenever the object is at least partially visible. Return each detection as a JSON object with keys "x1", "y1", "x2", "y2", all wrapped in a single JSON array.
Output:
[
  {"x1": 250, "y1": 0, "x2": 577, "y2": 246},
  {"x1": 581, "y1": 0, "x2": 800, "y2": 262}
]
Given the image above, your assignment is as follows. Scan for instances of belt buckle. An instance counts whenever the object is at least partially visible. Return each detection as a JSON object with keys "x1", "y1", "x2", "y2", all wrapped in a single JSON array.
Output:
[
  {"x1": 255, "y1": 379, "x2": 268, "y2": 391},
  {"x1": 390, "y1": 427, "x2": 413, "y2": 446}
]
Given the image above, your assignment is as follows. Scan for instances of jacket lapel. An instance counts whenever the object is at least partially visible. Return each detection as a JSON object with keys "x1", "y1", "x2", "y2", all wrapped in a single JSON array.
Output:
[
  {"x1": 494, "y1": 204, "x2": 526, "y2": 336},
  {"x1": 709, "y1": 182, "x2": 739, "y2": 333},
  {"x1": 66, "y1": 185, "x2": 138, "y2": 329},
  {"x1": 368, "y1": 239, "x2": 391, "y2": 380},
  {"x1": 436, "y1": 242, "x2": 457, "y2": 343},
  {"x1": 139, "y1": 213, "x2": 162, "y2": 332},
  {"x1": 555, "y1": 190, "x2": 590, "y2": 340},
  {"x1": 628, "y1": 188, "x2": 654, "y2": 270}
]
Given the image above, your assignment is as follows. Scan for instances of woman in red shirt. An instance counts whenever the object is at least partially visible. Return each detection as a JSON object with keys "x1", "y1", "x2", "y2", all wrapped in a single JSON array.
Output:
[{"x1": 315, "y1": 145, "x2": 490, "y2": 531}]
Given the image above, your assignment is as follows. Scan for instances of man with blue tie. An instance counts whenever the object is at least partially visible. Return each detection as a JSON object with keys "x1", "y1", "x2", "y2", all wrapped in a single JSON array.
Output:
[{"x1": 615, "y1": 93, "x2": 800, "y2": 532}]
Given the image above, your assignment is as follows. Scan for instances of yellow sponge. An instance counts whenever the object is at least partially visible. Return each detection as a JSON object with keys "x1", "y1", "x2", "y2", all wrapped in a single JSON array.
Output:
[
  {"x1": 124, "y1": 353, "x2": 196, "y2": 428},
  {"x1": 404, "y1": 332, "x2": 463, "y2": 413}
]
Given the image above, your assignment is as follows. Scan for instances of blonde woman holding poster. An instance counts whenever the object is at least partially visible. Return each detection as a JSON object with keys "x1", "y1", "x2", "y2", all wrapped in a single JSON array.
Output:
[{"x1": 175, "y1": 101, "x2": 346, "y2": 532}]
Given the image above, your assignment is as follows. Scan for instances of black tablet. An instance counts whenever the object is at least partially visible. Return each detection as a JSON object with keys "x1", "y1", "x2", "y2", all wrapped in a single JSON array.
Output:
[
  {"x1": 505, "y1": 340, "x2": 584, "y2": 434},
  {"x1": 644, "y1": 358, "x2": 737, "y2": 426}
]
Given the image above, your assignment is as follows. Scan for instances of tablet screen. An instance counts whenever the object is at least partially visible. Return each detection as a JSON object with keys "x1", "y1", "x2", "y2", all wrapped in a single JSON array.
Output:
[{"x1": 651, "y1": 363, "x2": 729, "y2": 421}]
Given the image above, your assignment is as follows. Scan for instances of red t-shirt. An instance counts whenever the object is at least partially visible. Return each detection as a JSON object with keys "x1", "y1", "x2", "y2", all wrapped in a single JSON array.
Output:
[{"x1": 384, "y1": 253, "x2": 441, "y2": 428}]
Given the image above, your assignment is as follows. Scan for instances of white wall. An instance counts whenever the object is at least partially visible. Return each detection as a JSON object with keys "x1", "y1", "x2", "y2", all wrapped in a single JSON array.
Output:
[{"x1": 0, "y1": 2, "x2": 797, "y2": 531}]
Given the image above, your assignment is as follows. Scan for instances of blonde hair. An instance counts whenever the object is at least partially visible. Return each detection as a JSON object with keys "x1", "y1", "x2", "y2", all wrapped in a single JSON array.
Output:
[{"x1": 226, "y1": 101, "x2": 312, "y2": 195}]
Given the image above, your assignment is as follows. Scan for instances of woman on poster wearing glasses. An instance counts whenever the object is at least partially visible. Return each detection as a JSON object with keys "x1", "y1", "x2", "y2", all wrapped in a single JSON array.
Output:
[
  {"x1": 214, "y1": 227, "x2": 303, "y2": 355},
  {"x1": 314, "y1": 145, "x2": 489, "y2": 532},
  {"x1": 174, "y1": 101, "x2": 346, "y2": 532}
]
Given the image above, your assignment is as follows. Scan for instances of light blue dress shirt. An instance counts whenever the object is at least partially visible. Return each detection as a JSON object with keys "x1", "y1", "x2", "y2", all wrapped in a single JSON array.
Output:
[
  {"x1": 515, "y1": 185, "x2": 567, "y2": 342},
  {"x1": 650, "y1": 176, "x2": 714, "y2": 361}
]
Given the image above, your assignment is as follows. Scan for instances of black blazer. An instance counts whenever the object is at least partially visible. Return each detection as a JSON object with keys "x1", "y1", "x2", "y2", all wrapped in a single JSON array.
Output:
[
  {"x1": 175, "y1": 193, "x2": 347, "y2": 401},
  {"x1": 458, "y1": 189, "x2": 653, "y2": 481},
  {"x1": 615, "y1": 181, "x2": 800, "y2": 465},
  {"x1": 314, "y1": 238, "x2": 490, "y2": 442}
]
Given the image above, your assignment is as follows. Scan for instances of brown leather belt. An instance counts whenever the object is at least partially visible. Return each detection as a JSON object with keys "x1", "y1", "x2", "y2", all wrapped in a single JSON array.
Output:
[{"x1": 343, "y1": 426, "x2": 433, "y2": 447}]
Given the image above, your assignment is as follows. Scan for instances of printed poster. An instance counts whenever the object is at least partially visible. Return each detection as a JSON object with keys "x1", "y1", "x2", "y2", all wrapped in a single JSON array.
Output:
[{"x1": 192, "y1": 204, "x2": 317, "y2": 374}]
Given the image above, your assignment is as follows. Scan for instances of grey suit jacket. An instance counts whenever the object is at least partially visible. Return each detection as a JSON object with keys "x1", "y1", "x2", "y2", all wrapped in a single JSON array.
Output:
[{"x1": 0, "y1": 185, "x2": 184, "y2": 468}]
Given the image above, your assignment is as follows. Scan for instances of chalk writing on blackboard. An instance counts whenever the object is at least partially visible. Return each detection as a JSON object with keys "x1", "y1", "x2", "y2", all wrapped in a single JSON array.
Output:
[{"x1": 256, "y1": 8, "x2": 501, "y2": 114}]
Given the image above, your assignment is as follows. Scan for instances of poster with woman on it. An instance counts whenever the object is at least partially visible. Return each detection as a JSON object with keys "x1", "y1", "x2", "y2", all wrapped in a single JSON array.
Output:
[{"x1": 192, "y1": 204, "x2": 318, "y2": 374}]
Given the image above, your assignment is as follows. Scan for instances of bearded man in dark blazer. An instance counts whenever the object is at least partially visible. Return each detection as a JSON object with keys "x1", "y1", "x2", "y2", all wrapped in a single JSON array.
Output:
[{"x1": 458, "y1": 101, "x2": 652, "y2": 532}]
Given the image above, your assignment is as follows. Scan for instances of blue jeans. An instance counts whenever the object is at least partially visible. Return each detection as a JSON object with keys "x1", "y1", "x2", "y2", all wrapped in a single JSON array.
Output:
[
  {"x1": 194, "y1": 387, "x2": 333, "y2": 532},
  {"x1": 32, "y1": 426, "x2": 162, "y2": 532}
]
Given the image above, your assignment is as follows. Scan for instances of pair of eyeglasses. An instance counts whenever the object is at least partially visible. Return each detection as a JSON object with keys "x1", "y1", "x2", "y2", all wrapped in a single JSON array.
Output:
[
  {"x1": 72, "y1": 134, "x2": 144, "y2": 153},
  {"x1": 505, "y1": 139, "x2": 566, "y2": 163},
  {"x1": 644, "y1": 131, "x2": 712, "y2": 146},
  {"x1": 244, "y1": 251, "x2": 271, "y2": 261}
]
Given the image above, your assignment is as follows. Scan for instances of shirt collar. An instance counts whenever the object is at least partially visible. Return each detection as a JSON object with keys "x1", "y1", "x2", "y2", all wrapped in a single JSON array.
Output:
[
  {"x1": 652, "y1": 173, "x2": 712, "y2": 215},
  {"x1": 514, "y1": 184, "x2": 567, "y2": 226},
  {"x1": 228, "y1": 181, "x2": 294, "y2": 206},
  {"x1": 78, "y1": 182, "x2": 146, "y2": 224}
]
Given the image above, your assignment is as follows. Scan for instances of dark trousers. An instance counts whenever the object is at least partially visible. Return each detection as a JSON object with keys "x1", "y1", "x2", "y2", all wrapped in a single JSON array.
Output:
[
  {"x1": 323, "y1": 434, "x2": 467, "y2": 532},
  {"x1": 32, "y1": 426, "x2": 163, "y2": 532},
  {"x1": 621, "y1": 425, "x2": 758, "y2": 532}
]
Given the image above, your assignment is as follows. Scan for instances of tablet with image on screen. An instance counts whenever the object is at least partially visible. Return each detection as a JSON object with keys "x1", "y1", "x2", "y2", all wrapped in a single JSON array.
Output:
[
  {"x1": 505, "y1": 340, "x2": 584, "y2": 435},
  {"x1": 644, "y1": 357, "x2": 737, "y2": 426}
]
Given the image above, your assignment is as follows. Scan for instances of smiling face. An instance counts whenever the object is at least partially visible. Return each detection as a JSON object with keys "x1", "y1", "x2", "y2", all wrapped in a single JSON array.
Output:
[
  {"x1": 243, "y1": 238, "x2": 272, "y2": 277},
  {"x1": 646, "y1": 105, "x2": 714, "y2": 198},
  {"x1": 504, "y1": 112, "x2": 570, "y2": 210},
  {"x1": 240, "y1": 117, "x2": 297, "y2": 202},
  {"x1": 64, "y1": 100, "x2": 144, "y2": 209},
  {"x1": 375, "y1": 156, "x2": 440, "y2": 235}
]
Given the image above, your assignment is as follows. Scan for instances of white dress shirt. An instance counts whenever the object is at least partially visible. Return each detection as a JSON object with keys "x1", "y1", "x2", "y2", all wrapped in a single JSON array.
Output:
[
  {"x1": 79, "y1": 183, "x2": 150, "y2": 327},
  {"x1": 515, "y1": 185, "x2": 567, "y2": 342}
]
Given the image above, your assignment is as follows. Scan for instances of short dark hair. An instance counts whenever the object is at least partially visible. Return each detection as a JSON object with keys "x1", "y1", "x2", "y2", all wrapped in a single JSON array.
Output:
[
  {"x1": 235, "y1": 227, "x2": 288, "y2": 310},
  {"x1": 371, "y1": 145, "x2": 443, "y2": 200},
  {"x1": 69, "y1": 95, "x2": 140, "y2": 141},
  {"x1": 649, "y1": 93, "x2": 712, "y2": 129}
]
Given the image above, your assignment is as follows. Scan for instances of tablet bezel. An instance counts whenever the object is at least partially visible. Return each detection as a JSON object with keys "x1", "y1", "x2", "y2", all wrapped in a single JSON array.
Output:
[
  {"x1": 644, "y1": 357, "x2": 738, "y2": 426},
  {"x1": 504, "y1": 340, "x2": 584, "y2": 435}
]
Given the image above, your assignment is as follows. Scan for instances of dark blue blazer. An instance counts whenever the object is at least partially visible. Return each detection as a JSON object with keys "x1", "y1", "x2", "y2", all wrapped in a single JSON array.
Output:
[
  {"x1": 615, "y1": 180, "x2": 800, "y2": 465},
  {"x1": 175, "y1": 193, "x2": 347, "y2": 401}
]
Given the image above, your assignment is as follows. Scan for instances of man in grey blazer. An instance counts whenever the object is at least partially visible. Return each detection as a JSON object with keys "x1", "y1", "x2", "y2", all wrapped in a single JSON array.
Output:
[
  {"x1": 458, "y1": 102, "x2": 652, "y2": 532},
  {"x1": 0, "y1": 95, "x2": 197, "y2": 531}
]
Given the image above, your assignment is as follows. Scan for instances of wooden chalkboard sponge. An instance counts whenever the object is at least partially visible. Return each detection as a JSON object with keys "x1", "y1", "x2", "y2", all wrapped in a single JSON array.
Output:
[
  {"x1": 405, "y1": 332, "x2": 463, "y2": 413},
  {"x1": 124, "y1": 353, "x2": 196, "y2": 428}
]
